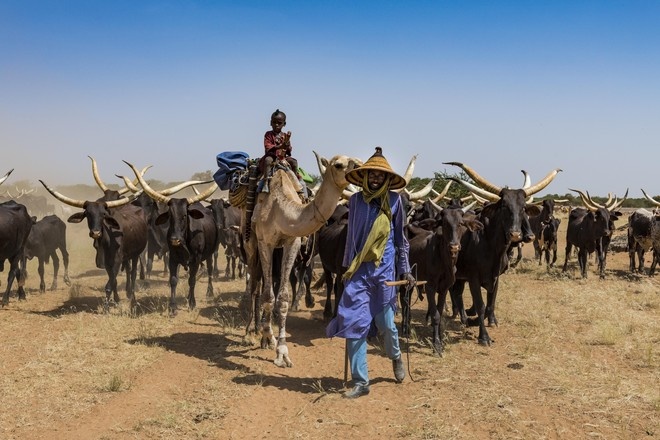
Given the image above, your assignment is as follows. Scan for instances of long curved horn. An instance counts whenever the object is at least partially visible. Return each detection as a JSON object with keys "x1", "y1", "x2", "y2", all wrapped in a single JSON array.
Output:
[
  {"x1": 585, "y1": 191, "x2": 606, "y2": 208},
  {"x1": 91, "y1": 156, "x2": 150, "y2": 195},
  {"x1": 462, "y1": 200, "x2": 478, "y2": 212},
  {"x1": 524, "y1": 168, "x2": 562, "y2": 197},
  {"x1": 429, "y1": 198, "x2": 443, "y2": 214},
  {"x1": 468, "y1": 192, "x2": 489, "y2": 205},
  {"x1": 609, "y1": 189, "x2": 628, "y2": 211},
  {"x1": 161, "y1": 179, "x2": 214, "y2": 196},
  {"x1": 116, "y1": 174, "x2": 140, "y2": 192},
  {"x1": 444, "y1": 162, "x2": 502, "y2": 194},
  {"x1": 521, "y1": 170, "x2": 531, "y2": 189},
  {"x1": 449, "y1": 177, "x2": 500, "y2": 202},
  {"x1": 569, "y1": 188, "x2": 599, "y2": 212},
  {"x1": 402, "y1": 155, "x2": 417, "y2": 185},
  {"x1": 0, "y1": 169, "x2": 14, "y2": 186},
  {"x1": 431, "y1": 181, "x2": 453, "y2": 203},
  {"x1": 186, "y1": 182, "x2": 217, "y2": 204},
  {"x1": 407, "y1": 180, "x2": 435, "y2": 201},
  {"x1": 89, "y1": 156, "x2": 110, "y2": 192},
  {"x1": 124, "y1": 161, "x2": 171, "y2": 204},
  {"x1": 641, "y1": 189, "x2": 660, "y2": 207},
  {"x1": 39, "y1": 180, "x2": 86, "y2": 208}
]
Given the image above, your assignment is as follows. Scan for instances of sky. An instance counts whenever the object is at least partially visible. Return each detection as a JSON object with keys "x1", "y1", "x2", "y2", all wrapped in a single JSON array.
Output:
[{"x1": 1, "y1": 0, "x2": 659, "y2": 197}]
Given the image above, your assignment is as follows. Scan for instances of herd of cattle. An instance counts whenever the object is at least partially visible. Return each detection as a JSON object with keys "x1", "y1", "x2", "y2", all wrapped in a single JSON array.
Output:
[{"x1": 1, "y1": 157, "x2": 659, "y2": 357}]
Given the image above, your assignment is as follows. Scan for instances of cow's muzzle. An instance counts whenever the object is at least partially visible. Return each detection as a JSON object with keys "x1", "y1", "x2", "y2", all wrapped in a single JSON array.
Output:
[
  {"x1": 89, "y1": 230, "x2": 102, "y2": 239},
  {"x1": 169, "y1": 238, "x2": 182, "y2": 247}
]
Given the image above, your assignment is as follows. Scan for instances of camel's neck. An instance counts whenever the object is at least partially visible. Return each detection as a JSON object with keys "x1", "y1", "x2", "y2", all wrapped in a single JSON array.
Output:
[{"x1": 268, "y1": 170, "x2": 343, "y2": 238}]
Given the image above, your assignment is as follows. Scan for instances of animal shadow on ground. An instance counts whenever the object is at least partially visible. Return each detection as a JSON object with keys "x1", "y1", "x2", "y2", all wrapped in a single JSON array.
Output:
[
  {"x1": 30, "y1": 295, "x2": 106, "y2": 317},
  {"x1": 129, "y1": 331, "x2": 250, "y2": 372},
  {"x1": 232, "y1": 373, "x2": 347, "y2": 395}
]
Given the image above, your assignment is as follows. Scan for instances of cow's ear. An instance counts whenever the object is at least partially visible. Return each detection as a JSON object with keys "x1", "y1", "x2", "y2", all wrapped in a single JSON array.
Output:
[
  {"x1": 525, "y1": 204, "x2": 542, "y2": 217},
  {"x1": 155, "y1": 212, "x2": 170, "y2": 225},
  {"x1": 104, "y1": 217, "x2": 120, "y2": 229},
  {"x1": 188, "y1": 208, "x2": 205, "y2": 219},
  {"x1": 466, "y1": 218, "x2": 484, "y2": 232},
  {"x1": 67, "y1": 212, "x2": 86, "y2": 223}
]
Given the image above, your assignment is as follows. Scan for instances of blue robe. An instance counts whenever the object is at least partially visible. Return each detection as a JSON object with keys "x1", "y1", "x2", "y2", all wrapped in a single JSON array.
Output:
[{"x1": 326, "y1": 191, "x2": 410, "y2": 339}]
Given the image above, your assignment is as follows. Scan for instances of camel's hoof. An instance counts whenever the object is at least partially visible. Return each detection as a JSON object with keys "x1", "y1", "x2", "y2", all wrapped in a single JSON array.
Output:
[
  {"x1": 274, "y1": 345, "x2": 293, "y2": 368},
  {"x1": 261, "y1": 335, "x2": 276, "y2": 350}
]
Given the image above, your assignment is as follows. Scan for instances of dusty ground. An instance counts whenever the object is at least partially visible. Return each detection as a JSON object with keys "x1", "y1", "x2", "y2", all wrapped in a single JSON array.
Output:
[{"x1": 0, "y1": 212, "x2": 658, "y2": 439}]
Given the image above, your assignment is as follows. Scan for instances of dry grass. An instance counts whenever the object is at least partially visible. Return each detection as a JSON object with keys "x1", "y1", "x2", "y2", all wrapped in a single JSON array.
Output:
[{"x1": 0, "y1": 221, "x2": 658, "y2": 439}]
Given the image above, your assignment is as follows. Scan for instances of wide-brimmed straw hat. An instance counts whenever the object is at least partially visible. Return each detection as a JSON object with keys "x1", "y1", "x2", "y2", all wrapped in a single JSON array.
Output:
[{"x1": 345, "y1": 147, "x2": 407, "y2": 190}]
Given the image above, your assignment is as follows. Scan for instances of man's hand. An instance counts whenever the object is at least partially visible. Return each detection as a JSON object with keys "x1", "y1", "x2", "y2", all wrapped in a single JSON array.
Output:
[{"x1": 400, "y1": 272, "x2": 416, "y2": 290}]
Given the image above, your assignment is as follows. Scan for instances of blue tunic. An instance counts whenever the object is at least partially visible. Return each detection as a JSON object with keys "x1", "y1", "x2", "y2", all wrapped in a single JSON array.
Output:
[{"x1": 326, "y1": 191, "x2": 410, "y2": 339}]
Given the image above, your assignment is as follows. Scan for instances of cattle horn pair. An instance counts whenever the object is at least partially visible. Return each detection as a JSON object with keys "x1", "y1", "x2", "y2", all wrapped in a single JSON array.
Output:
[
  {"x1": 124, "y1": 161, "x2": 217, "y2": 204},
  {"x1": 569, "y1": 188, "x2": 628, "y2": 212},
  {"x1": 89, "y1": 156, "x2": 151, "y2": 196},
  {"x1": 116, "y1": 174, "x2": 214, "y2": 197},
  {"x1": 39, "y1": 180, "x2": 138, "y2": 209},
  {"x1": 444, "y1": 162, "x2": 562, "y2": 201}
]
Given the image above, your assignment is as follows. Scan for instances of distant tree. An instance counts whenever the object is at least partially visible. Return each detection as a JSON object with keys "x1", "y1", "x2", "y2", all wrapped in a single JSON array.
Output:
[{"x1": 191, "y1": 170, "x2": 213, "y2": 181}]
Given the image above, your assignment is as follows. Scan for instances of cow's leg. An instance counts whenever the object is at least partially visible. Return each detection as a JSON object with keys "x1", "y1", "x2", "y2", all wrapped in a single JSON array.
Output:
[
  {"x1": 427, "y1": 284, "x2": 443, "y2": 354},
  {"x1": 2, "y1": 264, "x2": 17, "y2": 306},
  {"x1": 562, "y1": 243, "x2": 573, "y2": 272},
  {"x1": 304, "y1": 265, "x2": 314, "y2": 309},
  {"x1": 578, "y1": 248, "x2": 588, "y2": 278},
  {"x1": 38, "y1": 258, "x2": 46, "y2": 293},
  {"x1": 485, "y1": 277, "x2": 499, "y2": 327},
  {"x1": 550, "y1": 243, "x2": 558, "y2": 267},
  {"x1": 637, "y1": 244, "x2": 645, "y2": 273},
  {"x1": 273, "y1": 240, "x2": 300, "y2": 368},
  {"x1": 434, "y1": 278, "x2": 455, "y2": 356},
  {"x1": 18, "y1": 257, "x2": 27, "y2": 301},
  {"x1": 322, "y1": 268, "x2": 334, "y2": 320},
  {"x1": 128, "y1": 256, "x2": 139, "y2": 307},
  {"x1": 449, "y1": 281, "x2": 468, "y2": 325},
  {"x1": 225, "y1": 254, "x2": 231, "y2": 279},
  {"x1": 187, "y1": 262, "x2": 199, "y2": 310},
  {"x1": 257, "y1": 244, "x2": 277, "y2": 350},
  {"x1": 466, "y1": 279, "x2": 491, "y2": 346},
  {"x1": 212, "y1": 247, "x2": 220, "y2": 280},
  {"x1": 649, "y1": 249, "x2": 658, "y2": 276},
  {"x1": 168, "y1": 261, "x2": 180, "y2": 316},
  {"x1": 205, "y1": 256, "x2": 214, "y2": 298},
  {"x1": 61, "y1": 247, "x2": 71, "y2": 286},
  {"x1": 533, "y1": 239, "x2": 541, "y2": 260},
  {"x1": 50, "y1": 251, "x2": 60, "y2": 290}
]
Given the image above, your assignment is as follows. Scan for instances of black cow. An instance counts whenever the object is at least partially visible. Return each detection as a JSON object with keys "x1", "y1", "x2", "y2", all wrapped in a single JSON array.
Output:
[
  {"x1": 538, "y1": 217, "x2": 561, "y2": 267},
  {"x1": 442, "y1": 162, "x2": 559, "y2": 346},
  {"x1": 403, "y1": 204, "x2": 483, "y2": 354},
  {"x1": 24, "y1": 215, "x2": 71, "y2": 292},
  {"x1": 627, "y1": 208, "x2": 659, "y2": 275},
  {"x1": 208, "y1": 198, "x2": 243, "y2": 280},
  {"x1": 0, "y1": 200, "x2": 32, "y2": 305},
  {"x1": 317, "y1": 204, "x2": 349, "y2": 320},
  {"x1": 126, "y1": 162, "x2": 219, "y2": 315},
  {"x1": 40, "y1": 181, "x2": 148, "y2": 309},
  {"x1": 563, "y1": 189, "x2": 623, "y2": 279}
]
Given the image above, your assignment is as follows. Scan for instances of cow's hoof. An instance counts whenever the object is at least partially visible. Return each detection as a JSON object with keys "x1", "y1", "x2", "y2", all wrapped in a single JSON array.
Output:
[{"x1": 305, "y1": 296, "x2": 315, "y2": 309}]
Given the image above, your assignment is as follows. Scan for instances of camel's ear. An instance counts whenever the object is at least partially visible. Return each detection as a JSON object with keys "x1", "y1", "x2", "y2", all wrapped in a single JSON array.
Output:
[{"x1": 321, "y1": 157, "x2": 329, "y2": 168}]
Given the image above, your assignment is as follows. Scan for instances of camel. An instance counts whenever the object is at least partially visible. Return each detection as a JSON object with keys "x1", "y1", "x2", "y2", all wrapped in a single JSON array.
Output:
[{"x1": 243, "y1": 154, "x2": 358, "y2": 368}]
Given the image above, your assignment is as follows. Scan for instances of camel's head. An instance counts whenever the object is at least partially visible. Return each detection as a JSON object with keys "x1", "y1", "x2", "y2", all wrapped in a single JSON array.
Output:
[{"x1": 321, "y1": 155, "x2": 359, "y2": 189}]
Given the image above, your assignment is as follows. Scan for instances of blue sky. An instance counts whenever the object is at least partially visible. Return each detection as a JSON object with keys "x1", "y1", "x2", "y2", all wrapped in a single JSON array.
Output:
[{"x1": 1, "y1": 0, "x2": 659, "y2": 197}]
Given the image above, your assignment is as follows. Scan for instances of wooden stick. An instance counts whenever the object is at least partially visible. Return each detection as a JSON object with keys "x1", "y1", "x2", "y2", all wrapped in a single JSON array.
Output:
[
  {"x1": 384, "y1": 280, "x2": 428, "y2": 287},
  {"x1": 343, "y1": 340, "x2": 349, "y2": 383}
]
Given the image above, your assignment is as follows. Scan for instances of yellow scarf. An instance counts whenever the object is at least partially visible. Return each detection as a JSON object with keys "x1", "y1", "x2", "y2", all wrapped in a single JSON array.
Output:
[{"x1": 343, "y1": 174, "x2": 392, "y2": 281}]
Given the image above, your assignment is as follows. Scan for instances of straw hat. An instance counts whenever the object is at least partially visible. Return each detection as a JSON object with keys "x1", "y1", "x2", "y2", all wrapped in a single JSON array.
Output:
[{"x1": 345, "y1": 147, "x2": 407, "y2": 190}]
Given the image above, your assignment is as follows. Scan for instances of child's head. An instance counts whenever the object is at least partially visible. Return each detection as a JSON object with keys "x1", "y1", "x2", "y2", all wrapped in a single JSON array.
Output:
[{"x1": 270, "y1": 109, "x2": 286, "y2": 133}]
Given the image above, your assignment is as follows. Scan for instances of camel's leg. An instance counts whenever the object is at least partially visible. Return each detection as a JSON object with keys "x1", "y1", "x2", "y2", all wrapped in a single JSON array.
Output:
[
  {"x1": 257, "y1": 243, "x2": 277, "y2": 350},
  {"x1": 273, "y1": 239, "x2": 300, "y2": 368}
]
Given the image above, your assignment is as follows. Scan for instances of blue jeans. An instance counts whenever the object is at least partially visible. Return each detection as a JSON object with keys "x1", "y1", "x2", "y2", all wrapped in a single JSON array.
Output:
[{"x1": 346, "y1": 305, "x2": 401, "y2": 386}]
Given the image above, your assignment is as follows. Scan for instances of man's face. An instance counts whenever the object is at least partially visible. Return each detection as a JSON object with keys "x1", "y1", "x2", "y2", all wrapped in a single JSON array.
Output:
[{"x1": 367, "y1": 170, "x2": 387, "y2": 191}]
